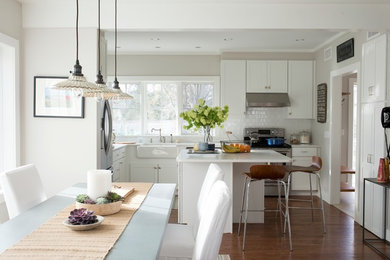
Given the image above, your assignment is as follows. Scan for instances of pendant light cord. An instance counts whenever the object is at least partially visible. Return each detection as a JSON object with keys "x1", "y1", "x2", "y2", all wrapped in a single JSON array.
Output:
[
  {"x1": 97, "y1": 0, "x2": 101, "y2": 72},
  {"x1": 114, "y1": 0, "x2": 118, "y2": 82},
  {"x1": 76, "y1": 0, "x2": 79, "y2": 61}
]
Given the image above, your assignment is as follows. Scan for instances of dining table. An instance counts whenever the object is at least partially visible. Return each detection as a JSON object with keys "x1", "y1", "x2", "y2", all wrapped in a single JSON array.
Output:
[{"x1": 0, "y1": 182, "x2": 176, "y2": 260}]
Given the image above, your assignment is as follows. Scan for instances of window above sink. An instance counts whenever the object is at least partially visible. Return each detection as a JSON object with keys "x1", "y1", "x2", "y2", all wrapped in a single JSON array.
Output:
[{"x1": 108, "y1": 76, "x2": 220, "y2": 137}]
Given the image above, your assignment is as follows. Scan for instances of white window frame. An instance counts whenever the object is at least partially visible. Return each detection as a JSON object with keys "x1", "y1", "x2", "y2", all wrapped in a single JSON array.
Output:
[
  {"x1": 0, "y1": 32, "x2": 19, "y2": 173},
  {"x1": 108, "y1": 76, "x2": 220, "y2": 136}
]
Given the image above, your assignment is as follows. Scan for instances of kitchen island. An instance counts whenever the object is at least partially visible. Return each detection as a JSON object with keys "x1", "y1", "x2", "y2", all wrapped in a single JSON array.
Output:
[{"x1": 176, "y1": 149, "x2": 291, "y2": 233}]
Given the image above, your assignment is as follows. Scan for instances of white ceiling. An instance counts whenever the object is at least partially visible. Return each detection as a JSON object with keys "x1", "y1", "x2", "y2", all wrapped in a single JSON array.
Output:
[
  {"x1": 17, "y1": 0, "x2": 390, "y2": 3},
  {"x1": 104, "y1": 29, "x2": 345, "y2": 55}
]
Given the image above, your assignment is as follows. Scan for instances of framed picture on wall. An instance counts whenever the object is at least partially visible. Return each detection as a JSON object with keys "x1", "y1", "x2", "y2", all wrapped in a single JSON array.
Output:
[{"x1": 33, "y1": 76, "x2": 85, "y2": 118}]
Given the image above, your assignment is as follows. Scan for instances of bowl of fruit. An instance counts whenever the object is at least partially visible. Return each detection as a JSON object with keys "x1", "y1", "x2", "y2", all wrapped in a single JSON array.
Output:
[
  {"x1": 221, "y1": 141, "x2": 251, "y2": 153},
  {"x1": 75, "y1": 192, "x2": 123, "y2": 216}
]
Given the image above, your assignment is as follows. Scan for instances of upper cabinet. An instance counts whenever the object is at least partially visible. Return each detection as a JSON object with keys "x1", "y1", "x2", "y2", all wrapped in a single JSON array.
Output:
[
  {"x1": 221, "y1": 60, "x2": 246, "y2": 116},
  {"x1": 246, "y1": 60, "x2": 288, "y2": 93},
  {"x1": 287, "y1": 60, "x2": 314, "y2": 119},
  {"x1": 361, "y1": 34, "x2": 387, "y2": 103}
]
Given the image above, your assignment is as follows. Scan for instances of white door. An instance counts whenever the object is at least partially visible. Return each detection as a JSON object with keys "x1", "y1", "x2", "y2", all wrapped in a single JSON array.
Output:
[
  {"x1": 158, "y1": 164, "x2": 178, "y2": 184},
  {"x1": 268, "y1": 61, "x2": 288, "y2": 93},
  {"x1": 246, "y1": 60, "x2": 268, "y2": 93},
  {"x1": 130, "y1": 164, "x2": 156, "y2": 182},
  {"x1": 221, "y1": 60, "x2": 246, "y2": 115},
  {"x1": 287, "y1": 60, "x2": 313, "y2": 119},
  {"x1": 290, "y1": 157, "x2": 317, "y2": 190}
]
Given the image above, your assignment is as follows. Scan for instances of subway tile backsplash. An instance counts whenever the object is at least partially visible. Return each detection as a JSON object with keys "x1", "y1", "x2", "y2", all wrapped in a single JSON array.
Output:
[{"x1": 222, "y1": 107, "x2": 312, "y2": 140}]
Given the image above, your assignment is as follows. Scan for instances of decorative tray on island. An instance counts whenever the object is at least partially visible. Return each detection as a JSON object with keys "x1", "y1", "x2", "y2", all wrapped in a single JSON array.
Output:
[{"x1": 187, "y1": 149, "x2": 221, "y2": 154}]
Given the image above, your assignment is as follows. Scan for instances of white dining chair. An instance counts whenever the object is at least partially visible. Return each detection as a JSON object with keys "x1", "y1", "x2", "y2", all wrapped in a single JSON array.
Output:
[
  {"x1": 0, "y1": 164, "x2": 47, "y2": 219},
  {"x1": 192, "y1": 180, "x2": 231, "y2": 260},
  {"x1": 159, "y1": 163, "x2": 224, "y2": 260}
]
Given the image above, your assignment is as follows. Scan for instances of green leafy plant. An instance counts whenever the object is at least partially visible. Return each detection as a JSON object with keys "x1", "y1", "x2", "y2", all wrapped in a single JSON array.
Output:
[
  {"x1": 76, "y1": 194, "x2": 90, "y2": 203},
  {"x1": 75, "y1": 192, "x2": 123, "y2": 204},
  {"x1": 180, "y1": 99, "x2": 229, "y2": 131}
]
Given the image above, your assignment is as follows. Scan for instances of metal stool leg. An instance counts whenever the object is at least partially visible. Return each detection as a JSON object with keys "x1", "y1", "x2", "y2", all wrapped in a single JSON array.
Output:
[
  {"x1": 316, "y1": 173, "x2": 326, "y2": 234},
  {"x1": 309, "y1": 173, "x2": 314, "y2": 221},
  {"x1": 284, "y1": 174, "x2": 292, "y2": 234},
  {"x1": 281, "y1": 180, "x2": 292, "y2": 251},
  {"x1": 242, "y1": 179, "x2": 251, "y2": 251},
  {"x1": 238, "y1": 177, "x2": 248, "y2": 236}
]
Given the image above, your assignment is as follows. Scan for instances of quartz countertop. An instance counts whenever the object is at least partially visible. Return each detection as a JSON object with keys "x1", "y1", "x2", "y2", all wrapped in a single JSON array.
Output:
[
  {"x1": 291, "y1": 144, "x2": 320, "y2": 148},
  {"x1": 176, "y1": 149, "x2": 291, "y2": 163}
]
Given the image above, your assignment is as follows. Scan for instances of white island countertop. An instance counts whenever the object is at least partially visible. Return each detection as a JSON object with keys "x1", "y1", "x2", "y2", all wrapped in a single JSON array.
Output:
[{"x1": 176, "y1": 149, "x2": 291, "y2": 163}]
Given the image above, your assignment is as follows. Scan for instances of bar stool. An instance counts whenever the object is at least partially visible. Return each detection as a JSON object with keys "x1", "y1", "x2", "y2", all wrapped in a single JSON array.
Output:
[
  {"x1": 285, "y1": 156, "x2": 326, "y2": 234},
  {"x1": 238, "y1": 165, "x2": 292, "y2": 251}
]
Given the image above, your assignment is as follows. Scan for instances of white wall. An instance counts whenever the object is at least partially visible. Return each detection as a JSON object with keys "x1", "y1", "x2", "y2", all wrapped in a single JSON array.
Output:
[
  {"x1": 0, "y1": 0, "x2": 22, "y2": 40},
  {"x1": 21, "y1": 28, "x2": 100, "y2": 197},
  {"x1": 312, "y1": 31, "x2": 390, "y2": 205},
  {"x1": 107, "y1": 55, "x2": 220, "y2": 76}
]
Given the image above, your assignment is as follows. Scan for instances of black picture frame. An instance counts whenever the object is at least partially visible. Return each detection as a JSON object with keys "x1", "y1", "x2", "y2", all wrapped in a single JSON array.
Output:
[
  {"x1": 337, "y1": 38, "x2": 354, "y2": 63},
  {"x1": 317, "y1": 83, "x2": 327, "y2": 123},
  {"x1": 33, "y1": 76, "x2": 85, "y2": 118}
]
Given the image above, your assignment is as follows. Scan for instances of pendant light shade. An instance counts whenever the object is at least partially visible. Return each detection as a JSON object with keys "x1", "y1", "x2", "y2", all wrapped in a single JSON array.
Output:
[
  {"x1": 55, "y1": 0, "x2": 100, "y2": 94},
  {"x1": 108, "y1": 0, "x2": 133, "y2": 100}
]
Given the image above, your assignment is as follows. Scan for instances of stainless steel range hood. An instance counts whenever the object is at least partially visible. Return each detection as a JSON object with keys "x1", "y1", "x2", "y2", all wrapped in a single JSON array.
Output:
[{"x1": 246, "y1": 93, "x2": 291, "y2": 107}]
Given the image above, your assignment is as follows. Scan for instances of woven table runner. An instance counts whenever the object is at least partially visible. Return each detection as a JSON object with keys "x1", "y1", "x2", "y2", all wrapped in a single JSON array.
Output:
[{"x1": 0, "y1": 182, "x2": 153, "y2": 260}]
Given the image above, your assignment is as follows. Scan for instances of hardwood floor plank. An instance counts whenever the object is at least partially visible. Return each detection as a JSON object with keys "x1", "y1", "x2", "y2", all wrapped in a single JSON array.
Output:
[{"x1": 169, "y1": 196, "x2": 386, "y2": 259}]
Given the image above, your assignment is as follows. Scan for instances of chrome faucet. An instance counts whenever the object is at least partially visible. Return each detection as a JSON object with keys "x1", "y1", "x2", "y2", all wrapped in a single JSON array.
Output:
[{"x1": 151, "y1": 128, "x2": 165, "y2": 143}]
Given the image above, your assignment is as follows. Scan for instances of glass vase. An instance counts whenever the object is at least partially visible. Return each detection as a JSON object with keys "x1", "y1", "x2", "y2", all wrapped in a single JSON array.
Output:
[{"x1": 203, "y1": 125, "x2": 212, "y2": 143}]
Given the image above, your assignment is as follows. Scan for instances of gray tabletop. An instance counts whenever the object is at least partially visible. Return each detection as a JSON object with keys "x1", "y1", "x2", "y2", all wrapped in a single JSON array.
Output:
[{"x1": 0, "y1": 183, "x2": 176, "y2": 260}]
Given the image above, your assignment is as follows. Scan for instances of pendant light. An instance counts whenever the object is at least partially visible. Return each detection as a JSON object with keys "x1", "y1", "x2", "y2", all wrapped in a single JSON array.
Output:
[
  {"x1": 83, "y1": 0, "x2": 116, "y2": 99},
  {"x1": 108, "y1": 0, "x2": 133, "y2": 100},
  {"x1": 55, "y1": 0, "x2": 100, "y2": 94}
]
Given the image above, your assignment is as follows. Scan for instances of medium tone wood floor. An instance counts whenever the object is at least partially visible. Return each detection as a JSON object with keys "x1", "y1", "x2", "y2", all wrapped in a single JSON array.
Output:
[{"x1": 169, "y1": 196, "x2": 386, "y2": 259}]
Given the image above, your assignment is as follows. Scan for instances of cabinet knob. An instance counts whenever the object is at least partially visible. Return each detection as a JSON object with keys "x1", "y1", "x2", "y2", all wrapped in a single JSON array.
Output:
[{"x1": 289, "y1": 112, "x2": 292, "y2": 115}]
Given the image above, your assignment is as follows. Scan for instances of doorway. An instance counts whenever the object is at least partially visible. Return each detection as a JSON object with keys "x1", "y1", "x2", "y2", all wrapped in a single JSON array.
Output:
[
  {"x1": 336, "y1": 73, "x2": 357, "y2": 217},
  {"x1": 329, "y1": 62, "x2": 361, "y2": 222}
]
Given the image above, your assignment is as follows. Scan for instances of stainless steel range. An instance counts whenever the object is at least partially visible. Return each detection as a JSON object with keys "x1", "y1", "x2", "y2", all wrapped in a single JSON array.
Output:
[
  {"x1": 244, "y1": 127, "x2": 292, "y2": 158},
  {"x1": 244, "y1": 127, "x2": 292, "y2": 196}
]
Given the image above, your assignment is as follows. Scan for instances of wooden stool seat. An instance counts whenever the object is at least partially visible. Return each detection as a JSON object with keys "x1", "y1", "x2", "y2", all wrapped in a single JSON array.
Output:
[{"x1": 245, "y1": 165, "x2": 286, "y2": 180}]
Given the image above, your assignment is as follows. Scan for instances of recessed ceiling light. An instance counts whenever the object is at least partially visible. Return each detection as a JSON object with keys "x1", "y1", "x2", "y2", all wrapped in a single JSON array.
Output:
[
  {"x1": 151, "y1": 37, "x2": 160, "y2": 41},
  {"x1": 224, "y1": 38, "x2": 233, "y2": 41}
]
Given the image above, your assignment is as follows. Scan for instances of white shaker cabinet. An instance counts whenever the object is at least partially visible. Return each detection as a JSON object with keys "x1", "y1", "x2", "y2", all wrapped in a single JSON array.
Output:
[
  {"x1": 130, "y1": 162, "x2": 178, "y2": 184},
  {"x1": 246, "y1": 60, "x2": 288, "y2": 93},
  {"x1": 287, "y1": 60, "x2": 314, "y2": 119},
  {"x1": 361, "y1": 34, "x2": 387, "y2": 103},
  {"x1": 220, "y1": 60, "x2": 246, "y2": 116},
  {"x1": 112, "y1": 146, "x2": 128, "y2": 182},
  {"x1": 290, "y1": 146, "x2": 319, "y2": 191},
  {"x1": 360, "y1": 102, "x2": 386, "y2": 238}
]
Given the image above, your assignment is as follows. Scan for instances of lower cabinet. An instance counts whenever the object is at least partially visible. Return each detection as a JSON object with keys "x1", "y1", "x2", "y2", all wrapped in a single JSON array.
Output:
[
  {"x1": 290, "y1": 146, "x2": 320, "y2": 191},
  {"x1": 112, "y1": 147, "x2": 129, "y2": 182},
  {"x1": 130, "y1": 162, "x2": 178, "y2": 185}
]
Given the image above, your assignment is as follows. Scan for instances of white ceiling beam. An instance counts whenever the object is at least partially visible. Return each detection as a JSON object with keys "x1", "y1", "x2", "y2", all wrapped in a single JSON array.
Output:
[{"x1": 22, "y1": 0, "x2": 390, "y2": 30}]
